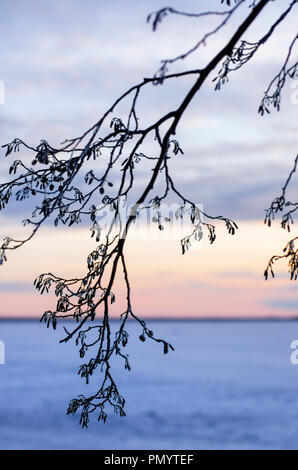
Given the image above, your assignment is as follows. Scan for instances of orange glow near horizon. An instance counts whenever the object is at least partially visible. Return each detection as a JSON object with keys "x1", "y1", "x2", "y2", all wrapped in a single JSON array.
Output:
[{"x1": 0, "y1": 219, "x2": 296, "y2": 318}]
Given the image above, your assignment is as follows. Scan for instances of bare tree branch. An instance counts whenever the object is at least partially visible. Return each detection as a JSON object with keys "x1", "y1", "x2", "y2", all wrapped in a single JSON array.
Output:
[{"x1": 1, "y1": 0, "x2": 296, "y2": 426}]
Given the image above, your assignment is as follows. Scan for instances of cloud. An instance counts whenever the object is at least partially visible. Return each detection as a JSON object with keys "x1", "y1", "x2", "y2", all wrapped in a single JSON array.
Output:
[
  {"x1": 215, "y1": 270, "x2": 257, "y2": 279},
  {"x1": 0, "y1": 0, "x2": 297, "y2": 320},
  {"x1": 0, "y1": 281, "x2": 33, "y2": 292},
  {"x1": 264, "y1": 298, "x2": 298, "y2": 311}
]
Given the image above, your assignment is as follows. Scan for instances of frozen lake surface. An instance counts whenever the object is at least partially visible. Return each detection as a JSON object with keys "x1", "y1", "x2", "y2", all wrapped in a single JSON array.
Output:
[{"x1": 0, "y1": 319, "x2": 298, "y2": 450}]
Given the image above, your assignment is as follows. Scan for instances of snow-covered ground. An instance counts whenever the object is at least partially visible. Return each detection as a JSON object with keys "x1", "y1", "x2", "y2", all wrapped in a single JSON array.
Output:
[{"x1": 0, "y1": 320, "x2": 298, "y2": 449}]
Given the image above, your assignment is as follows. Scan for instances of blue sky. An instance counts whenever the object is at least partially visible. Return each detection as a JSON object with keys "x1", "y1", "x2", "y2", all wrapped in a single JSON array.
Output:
[
  {"x1": 0, "y1": 0, "x2": 297, "y2": 317},
  {"x1": 1, "y1": 0, "x2": 297, "y2": 219}
]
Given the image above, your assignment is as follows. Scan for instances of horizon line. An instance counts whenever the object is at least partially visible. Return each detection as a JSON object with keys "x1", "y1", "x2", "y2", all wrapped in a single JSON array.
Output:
[{"x1": 1, "y1": 316, "x2": 298, "y2": 322}]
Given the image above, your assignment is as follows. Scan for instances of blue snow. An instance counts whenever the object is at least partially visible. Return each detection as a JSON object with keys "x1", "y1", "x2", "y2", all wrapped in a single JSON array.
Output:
[{"x1": 0, "y1": 319, "x2": 298, "y2": 449}]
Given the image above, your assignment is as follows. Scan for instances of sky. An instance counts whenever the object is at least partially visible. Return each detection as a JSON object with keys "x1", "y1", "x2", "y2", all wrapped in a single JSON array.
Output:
[{"x1": 0, "y1": 0, "x2": 297, "y2": 318}]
